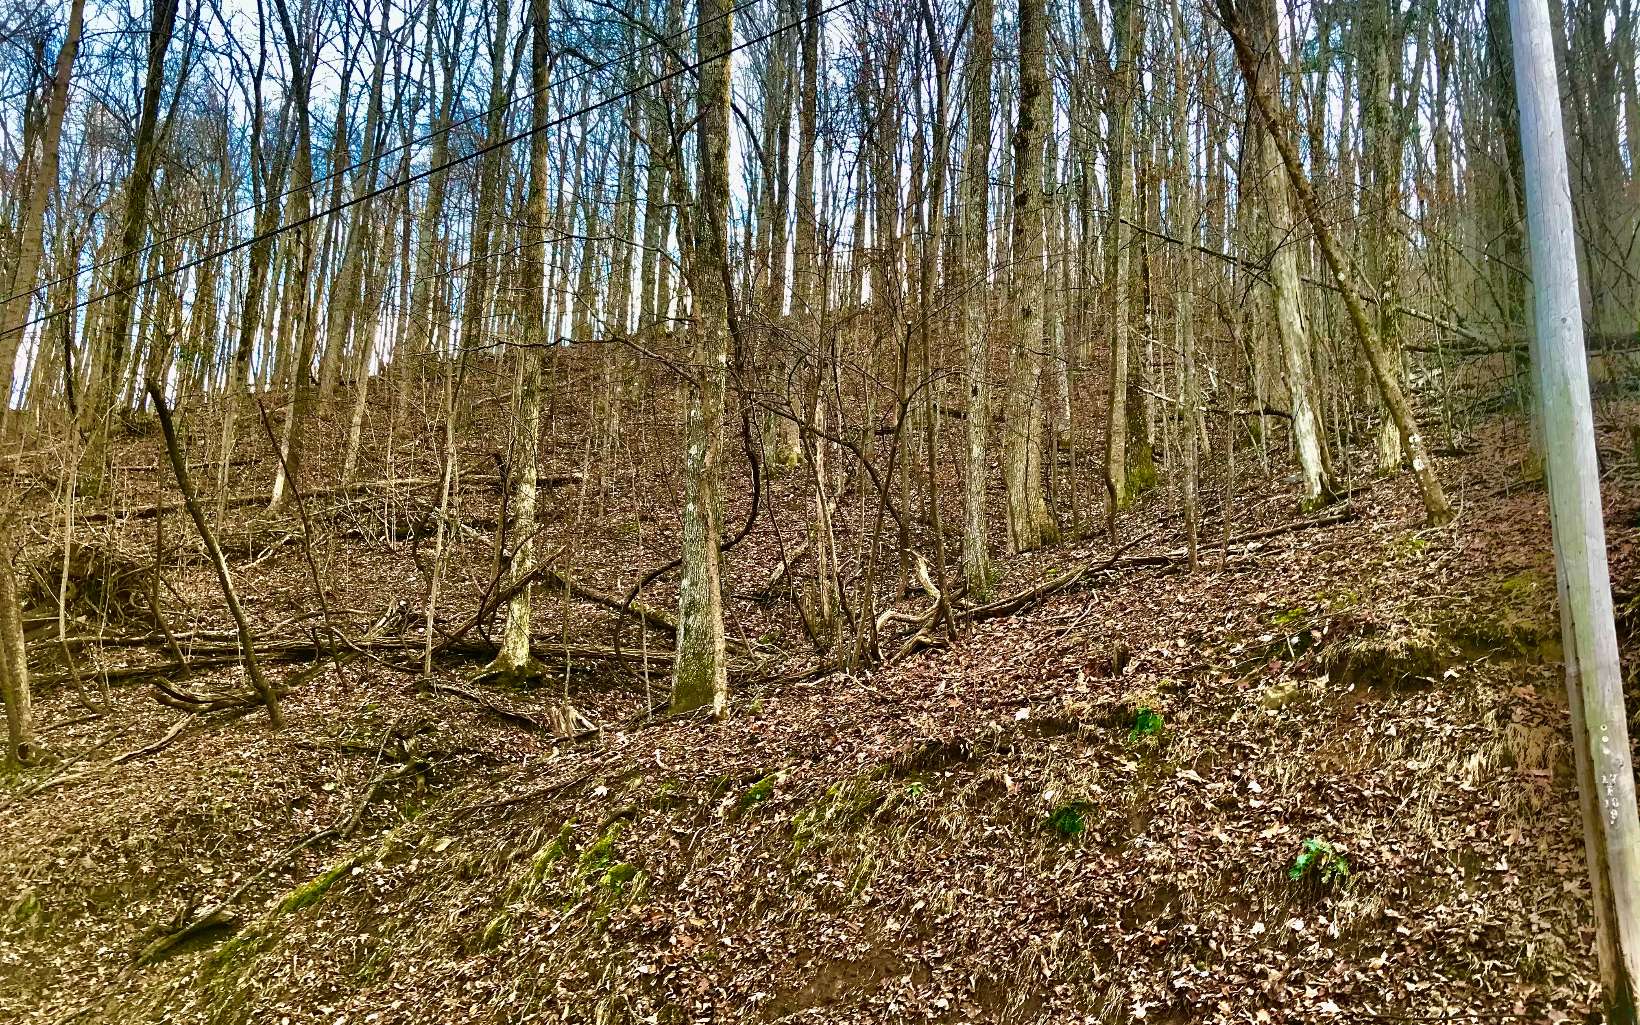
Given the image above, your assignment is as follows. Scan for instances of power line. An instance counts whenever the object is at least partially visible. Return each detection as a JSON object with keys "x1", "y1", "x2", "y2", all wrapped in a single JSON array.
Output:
[
  {"x1": 8, "y1": 0, "x2": 847, "y2": 342},
  {"x1": 0, "y1": 0, "x2": 772, "y2": 312}
]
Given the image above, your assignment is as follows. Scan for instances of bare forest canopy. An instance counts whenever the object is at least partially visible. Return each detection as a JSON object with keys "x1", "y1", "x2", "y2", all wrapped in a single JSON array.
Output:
[{"x1": 2, "y1": 0, "x2": 1640, "y2": 1020}]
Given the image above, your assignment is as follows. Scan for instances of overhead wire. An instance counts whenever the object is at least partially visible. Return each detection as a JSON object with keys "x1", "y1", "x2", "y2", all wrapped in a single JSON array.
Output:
[
  {"x1": 6, "y1": 0, "x2": 855, "y2": 342},
  {"x1": 0, "y1": 0, "x2": 773, "y2": 312}
]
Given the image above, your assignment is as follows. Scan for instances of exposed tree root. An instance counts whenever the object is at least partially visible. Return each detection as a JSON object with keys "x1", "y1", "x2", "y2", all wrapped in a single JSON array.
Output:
[{"x1": 136, "y1": 758, "x2": 428, "y2": 965}]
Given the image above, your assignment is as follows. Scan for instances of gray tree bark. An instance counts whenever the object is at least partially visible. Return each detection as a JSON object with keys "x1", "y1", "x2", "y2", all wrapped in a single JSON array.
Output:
[
  {"x1": 1002, "y1": 0, "x2": 1057, "y2": 553},
  {"x1": 672, "y1": 0, "x2": 733, "y2": 716}
]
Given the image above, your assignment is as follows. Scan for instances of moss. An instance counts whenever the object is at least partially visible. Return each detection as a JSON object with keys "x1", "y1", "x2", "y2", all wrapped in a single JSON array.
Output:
[
  {"x1": 967, "y1": 562, "x2": 1005, "y2": 603},
  {"x1": 473, "y1": 657, "x2": 549, "y2": 690},
  {"x1": 480, "y1": 913, "x2": 511, "y2": 949},
  {"x1": 600, "y1": 862, "x2": 640, "y2": 891},
  {"x1": 1270, "y1": 606, "x2": 1308, "y2": 629},
  {"x1": 1322, "y1": 626, "x2": 1447, "y2": 690},
  {"x1": 791, "y1": 770, "x2": 889, "y2": 856},
  {"x1": 207, "y1": 932, "x2": 254, "y2": 970},
  {"x1": 10, "y1": 889, "x2": 40, "y2": 924},
  {"x1": 578, "y1": 821, "x2": 623, "y2": 878},
  {"x1": 275, "y1": 851, "x2": 365, "y2": 915},
  {"x1": 1390, "y1": 533, "x2": 1430, "y2": 559},
  {"x1": 1258, "y1": 680, "x2": 1304, "y2": 710},
  {"x1": 1127, "y1": 455, "x2": 1161, "y2": 496},
  {"x1": 529, "y1": 823, "x2": 575, "y2": 884},
  {"x1": 1500, "y1": 569, "x2": 1549, "y2": 595},
  {"x1": 202, "y1": 927, "x2": 273, "y2": 1013},
  {"x1": 1323, "y1": 589, "x2": 1363, "y2": 611},
  {"x1": 650, "y1": 780, "x2": 686, "y2": 811},
  {"x1": 740, "y1": 772, "x2": 780, "y2": 808},
  {"x1": 1437, "y1": 570, "x2": 1560, "y2": 661}
]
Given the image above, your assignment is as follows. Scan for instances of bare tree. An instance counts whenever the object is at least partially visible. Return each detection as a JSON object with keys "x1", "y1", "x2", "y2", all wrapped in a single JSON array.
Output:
[
  {"x1": 1001, "y1": 0, "x2": 1057, "y2": 553},
  {"x1": 672, "y1": 0, "x2": 733, "y2": 715}
]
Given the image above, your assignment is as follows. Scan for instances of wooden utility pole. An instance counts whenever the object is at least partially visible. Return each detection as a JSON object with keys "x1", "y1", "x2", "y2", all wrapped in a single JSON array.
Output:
[{"x1": 1510, "y1": 0, "x2": 1640, "y2": 1016}]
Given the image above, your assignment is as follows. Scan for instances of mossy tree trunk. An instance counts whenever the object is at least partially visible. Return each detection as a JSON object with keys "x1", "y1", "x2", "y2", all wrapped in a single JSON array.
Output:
[
  {"x1": 671, "y1": 0, "x2": 733, "y2": 717},
  {"x1": 486, "y1": 0, "x2": 554, "y2": 684},
  {"x1": 0, "y1": 511, "x2": 34, "y2": 765},
  {"x1": 960, "y1": 0, "x2": 995, "y2": 593}
]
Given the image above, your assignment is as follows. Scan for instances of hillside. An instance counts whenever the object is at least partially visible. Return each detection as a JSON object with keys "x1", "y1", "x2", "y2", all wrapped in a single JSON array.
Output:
[{"x1": 3, "y1": 384, "x2": 1637, "y2": 1025}]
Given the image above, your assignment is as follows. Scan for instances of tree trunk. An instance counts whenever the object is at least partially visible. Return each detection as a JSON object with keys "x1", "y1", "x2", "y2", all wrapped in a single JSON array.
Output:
[
  {"x1": 961, "y1": 0, "x2": 995, "y2": 592},
  {"x1": 0, "y1": 0, "x2": 85, "y2": 438},
  {"x1": 1219, "y1": 0, "x2": 1453, "y2": 526},
  {"x1": 672, "y1": 0, "x2": 733, "y2": 716},
  {"x1": 1103, "y1": 0, "x2": 1141, "y2": 519},
  {"x1": 1170, "y1": 0, "x2": 1200, "y2": 570},
  {"x1": 148, "y1": 382, "x2": 284, "y2": 728},
  {"x1": 0, "y1": 512, "x2": 34, "y2": 765},
  {"x1": 485, "y1": 0, "x2": 554, "y2": 684},
  {"x1": 83, "y1": 0, "x2": 179, "y2": 432},
  {"x1": 1247, "y1": 0, "x2": 1332, "y2": 505},
  {"x1": 1002, "y1": 0, "x2": 1057, "y2": 553}
]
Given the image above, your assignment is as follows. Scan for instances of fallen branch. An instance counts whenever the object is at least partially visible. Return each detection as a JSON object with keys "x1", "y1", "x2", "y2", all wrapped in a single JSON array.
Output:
[
  {"x1": 148, "y1": 382, "x2": 282, "y2": 728},
  {"x1": 111, "y1": 707, "x2": 252, "y2": 764},
  {"x1": 879, "y1": 508, "x2": 1359, "y2": 660},
  {"x1": 429, "y1": 680, "x2": 598, "y2": 736},
  {"x1": 539, "y1": 567, "x2": 677, "y2": 635},
  {"x1": 111, "y1": 717, "x2": 190, "y2": 764},
  {"x1": 64, "y1": 478, "x2": 437, "y2": 525},
  {"x1": 31, "y1": 634, "x2": 679, "y2": 690}
]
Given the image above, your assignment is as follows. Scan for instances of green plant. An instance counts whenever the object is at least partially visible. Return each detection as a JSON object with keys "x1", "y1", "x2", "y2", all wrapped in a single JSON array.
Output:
[
  {"x1": 1289, "y1": 837, "x2": 1350, "y2": 887},
  {"x1": 1049, "y1": 802, "x2": 1090, "y2": 839},
  {"x1": 1129, "y1": 707, "x2": 1164, "y2": 742}
]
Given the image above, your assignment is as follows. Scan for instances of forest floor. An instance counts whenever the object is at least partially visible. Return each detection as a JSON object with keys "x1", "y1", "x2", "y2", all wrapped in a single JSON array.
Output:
[{"x1": 3, "y1": 361, "x2": 1639, "y2": 1024}]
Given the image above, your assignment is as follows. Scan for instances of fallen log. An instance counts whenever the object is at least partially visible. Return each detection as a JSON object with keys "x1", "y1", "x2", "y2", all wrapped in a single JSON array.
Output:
[
  {"x1": 967, "y1": 508, "x2": 1356, "y2": 625},
  {"x1": 61, "y1": 473, "x2": 584, "y2": 526},
  {"x1": 876, "y1": 508, "x2": 1360, "y2": 662},
  {"x1": 29, "y1": 635, "x2": 678, "y2": 690},
  {"x1": 538, "y1": 568, "x2": 677, "y2": 635}
]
